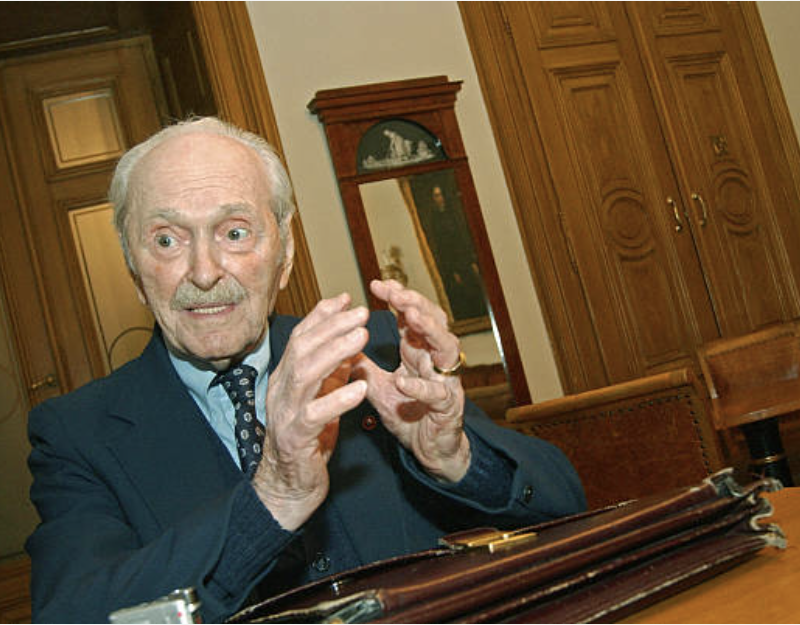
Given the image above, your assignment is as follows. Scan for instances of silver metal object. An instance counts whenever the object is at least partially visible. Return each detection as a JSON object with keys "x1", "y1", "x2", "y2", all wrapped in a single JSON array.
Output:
[{"x1": 109, "y1": 587, "x2": 201, "y2": 624}]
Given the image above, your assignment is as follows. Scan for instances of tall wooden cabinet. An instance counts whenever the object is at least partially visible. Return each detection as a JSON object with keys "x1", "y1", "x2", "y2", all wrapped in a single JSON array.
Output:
[{"x1": 462, "y1": 2, "x2": 800, "y2": 396}]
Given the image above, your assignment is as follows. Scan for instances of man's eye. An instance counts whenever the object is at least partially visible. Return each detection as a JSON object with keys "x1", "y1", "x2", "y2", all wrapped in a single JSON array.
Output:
[
  {"x1": 227, "y1": 227, "x2": 249, "y2": 241},
  {"x1": 156, "y1": 234, "x2": 175, "y2": 248}
]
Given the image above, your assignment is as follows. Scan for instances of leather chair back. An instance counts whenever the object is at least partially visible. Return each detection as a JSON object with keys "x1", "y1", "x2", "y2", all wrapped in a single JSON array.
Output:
[{"x1": 505, "y1": 368, "x2": 721, "y2": 509}]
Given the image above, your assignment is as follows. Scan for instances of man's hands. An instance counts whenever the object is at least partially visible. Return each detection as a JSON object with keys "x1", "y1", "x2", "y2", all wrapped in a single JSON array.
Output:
[
  {"x1": 251, "y1": 293, "x2": 369, "y2": 531},
  {"x1": 353, "y1": 280, "x2": 471, "y2": 484},
  {"x1": 252, "y1": 282, "x2": 470, "y2": 532}
]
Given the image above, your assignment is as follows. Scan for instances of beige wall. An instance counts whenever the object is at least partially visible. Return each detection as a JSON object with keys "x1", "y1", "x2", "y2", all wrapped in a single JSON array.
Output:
[
  {"x1": 758, "y1": 2, "x2": 800, "y2": 139},
  {"x1": 247, "y1": 1, "x2": 800, "y2": 402},
  {"x1": 246, "y1": 1, "x2": 564, "y2": 400}
]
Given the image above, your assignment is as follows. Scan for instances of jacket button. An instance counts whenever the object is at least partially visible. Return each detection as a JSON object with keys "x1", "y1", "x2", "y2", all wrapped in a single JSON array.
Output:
[
  {"x1": 312, "y1": 552, "x2": 331, "y2": 572},
  {"x1": 361, "y1": 415, "x2": 377, "y2": 431},
  {"x1": 522, "y1": 485, "x2": 534, "y2": 503}
]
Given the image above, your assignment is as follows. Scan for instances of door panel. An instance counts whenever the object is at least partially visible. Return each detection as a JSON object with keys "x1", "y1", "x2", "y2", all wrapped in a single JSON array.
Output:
[
  {"x1": 669, "y1": 58, "x2": 791, "y2": 331},
  {"x1": 556, "y1": 68, "x2": 698, "y2": 370},
  {"x1": 0, "y1": 37, "x2": 164, "y2": 393},
  {"x1": 0, "y1": 126, "x2": 58, "y2": 408},
  {"x1": 504, "y1": 2, "x2": 719, "y2": 382},
  {"x1": 628, "y1": 3, "x2": 800, "y2": 336},
  {"x1": 0, "y1": 284, "x2": 39, "y2": 558},
  {"x1": 69, "y1": 204, "x2": 154, "y2": 372},
  {"x1": 42, "y1": 88, "x2": 127, "y2": 170}
]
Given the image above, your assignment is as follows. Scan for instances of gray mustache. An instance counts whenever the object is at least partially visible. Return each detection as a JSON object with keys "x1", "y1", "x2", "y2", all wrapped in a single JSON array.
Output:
[{"x1": 171, "y1": 279, "x2": 247, "y2": 310}]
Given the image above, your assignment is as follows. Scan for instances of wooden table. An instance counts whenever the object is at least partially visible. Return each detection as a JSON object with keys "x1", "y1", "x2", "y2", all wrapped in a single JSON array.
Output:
[{"x1": 621, "y1": 486, "x2": 799, "y2": 623}]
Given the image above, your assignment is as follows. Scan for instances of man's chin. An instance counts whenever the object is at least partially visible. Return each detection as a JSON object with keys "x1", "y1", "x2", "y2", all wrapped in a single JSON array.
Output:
[{"x1": 167, "y1": 339, "x2": 250, "y2": 371}]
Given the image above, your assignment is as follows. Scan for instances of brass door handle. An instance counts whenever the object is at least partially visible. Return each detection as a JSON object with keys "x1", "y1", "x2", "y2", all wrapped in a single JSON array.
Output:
[
  {"x1": 29, "y1": 374, "x2": 58, "y2": 392},
  {"x1": 667, "y1": 197, "x2": 683, "y2": 232},
  {"x1": 691, "y1": 192, "x2": 709, "y2": 227}
]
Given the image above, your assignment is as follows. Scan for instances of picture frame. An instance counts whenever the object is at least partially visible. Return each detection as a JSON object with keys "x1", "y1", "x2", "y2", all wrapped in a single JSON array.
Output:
[{"x1": 309, "y1": 76, "x2": 531, "y2": 405}]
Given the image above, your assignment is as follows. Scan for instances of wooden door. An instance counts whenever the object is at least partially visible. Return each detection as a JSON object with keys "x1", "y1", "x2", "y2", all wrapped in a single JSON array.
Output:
[
  {"x1": 461, "y1": 1, "x2": 800, "y2": 393},
  {"x1": 628, "y1": 2, "x2": 800, "y2": 336},
  {"x1": 0, "y1": 37, "x2": 164, "y2": 399},
  {"x1": 498, "y1": 2, "x2": 720, "y2": 386}
]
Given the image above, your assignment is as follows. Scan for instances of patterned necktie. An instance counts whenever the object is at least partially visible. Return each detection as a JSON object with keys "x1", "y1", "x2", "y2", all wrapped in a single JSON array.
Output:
[{"x1": 215, "y1": 364, "x2": 264, "y2": 475}]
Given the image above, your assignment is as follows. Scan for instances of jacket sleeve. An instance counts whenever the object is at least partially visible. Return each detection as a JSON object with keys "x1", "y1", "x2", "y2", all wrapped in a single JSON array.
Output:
[
  {"x1": 398, "y1": 400, "x2": 587, "y2": 523},
  {"x1": 26, "y1": 401, "x2": 293, "y2": 624},
  {"x1": 367, "y1": 310, "x2": 587, "y2": 523}
]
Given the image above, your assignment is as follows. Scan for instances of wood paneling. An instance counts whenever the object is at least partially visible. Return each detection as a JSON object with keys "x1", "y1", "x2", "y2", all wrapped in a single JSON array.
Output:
[
  {"x1": 461, "y1": 2, "x2": 800, "y2": 396},
  {"x1": 0, "y1": 37, "x2": 165, "y2": 394},
  {"x1": 0, "y1": 557, "x2": 31, "y2": 623},
  {"x1": 628, "y1": 2, "x2": 800, "y2": 335}
]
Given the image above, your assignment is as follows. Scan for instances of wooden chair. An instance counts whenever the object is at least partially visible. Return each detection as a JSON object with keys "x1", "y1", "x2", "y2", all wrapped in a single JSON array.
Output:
[
  {"x1": 696, "y1": 323, "x2": 799, "y2": 486},
  {"x1": 503, "y1": 368, "x2": 722, "y2": 509}
]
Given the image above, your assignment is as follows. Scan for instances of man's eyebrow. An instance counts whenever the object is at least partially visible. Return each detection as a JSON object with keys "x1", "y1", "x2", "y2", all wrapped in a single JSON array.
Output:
[
  {"x1": 147, "y1": 207, "x2": 180, "y2": 221},
  {"x1": 146, "y1": 203, "x2": 255, "y2": 221},
  {"x1": 219, "y1": 202, "x2": 256, "y2": 215}
]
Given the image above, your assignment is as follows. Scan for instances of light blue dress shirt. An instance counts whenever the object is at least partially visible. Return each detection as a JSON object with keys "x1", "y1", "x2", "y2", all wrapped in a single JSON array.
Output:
[{"x1": 169, "y1": 333, "x2": 271, "y2": 466}]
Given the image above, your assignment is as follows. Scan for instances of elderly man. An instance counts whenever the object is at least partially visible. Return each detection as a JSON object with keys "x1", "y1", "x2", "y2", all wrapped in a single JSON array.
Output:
[{"x1": 26, "y1": 118, "x2": 585, "y2": 623}]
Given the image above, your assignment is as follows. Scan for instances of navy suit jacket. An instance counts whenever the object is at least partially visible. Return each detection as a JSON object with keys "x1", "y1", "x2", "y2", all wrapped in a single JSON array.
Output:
[{"x1": 26, "y1": 312, "x2": 585, "y2": 623}]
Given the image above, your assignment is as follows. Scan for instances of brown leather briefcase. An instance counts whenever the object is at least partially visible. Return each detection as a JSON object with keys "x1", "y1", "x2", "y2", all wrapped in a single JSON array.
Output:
[{"x1": 228, "y1": 469, "x2": 786, "y2": 624}]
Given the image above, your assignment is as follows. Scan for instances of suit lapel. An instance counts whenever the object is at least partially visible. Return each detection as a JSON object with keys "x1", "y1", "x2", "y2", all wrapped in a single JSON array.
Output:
[
  {"x1": 269, "y1": 315, "x2": 409, "y2": 564},
  {"x1": 103, "y1": 319, "x2": 300, "y2": 530},
  {"x1": 103, "y1": 332, "x2": 241, "y2": 529},
  {"x1": 267, "y1": 314, "x2": 294, "y2": 374}
]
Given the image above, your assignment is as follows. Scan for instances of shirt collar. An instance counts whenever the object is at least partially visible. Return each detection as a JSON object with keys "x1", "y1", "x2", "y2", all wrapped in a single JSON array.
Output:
[{"x1": 167, "y1": 329, "x2": 273, "y2": 398}]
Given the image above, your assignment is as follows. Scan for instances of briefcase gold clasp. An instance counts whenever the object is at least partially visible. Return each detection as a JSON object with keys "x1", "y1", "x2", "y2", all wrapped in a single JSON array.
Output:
[{"x1": 439, "y1": 527, "x2": 538, "y2": 553}]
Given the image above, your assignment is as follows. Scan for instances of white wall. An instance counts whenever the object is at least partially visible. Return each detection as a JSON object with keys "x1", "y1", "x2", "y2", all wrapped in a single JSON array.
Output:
[
  {"x1": 246, "y1": 1, "x2": 564, "y2": 400},
  {"x1": 758, "y1": 2, "x2": 800, "y2": 139}
]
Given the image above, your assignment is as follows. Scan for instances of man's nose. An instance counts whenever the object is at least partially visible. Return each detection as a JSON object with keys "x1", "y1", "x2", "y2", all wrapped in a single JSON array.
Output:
[{"x1": 188, "y1": 238, "x2": 224, "y2": 289}]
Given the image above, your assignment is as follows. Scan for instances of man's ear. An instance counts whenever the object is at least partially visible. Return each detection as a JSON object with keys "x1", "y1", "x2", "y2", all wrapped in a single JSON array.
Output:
[{"x1": 279, "y1": 215, "x2": 295, "y2": 290}]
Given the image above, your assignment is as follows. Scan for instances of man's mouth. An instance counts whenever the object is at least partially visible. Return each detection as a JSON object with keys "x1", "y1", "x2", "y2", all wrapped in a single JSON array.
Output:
[{"x1": 188, "y1": 304, "x2": 233, "y2": 315}]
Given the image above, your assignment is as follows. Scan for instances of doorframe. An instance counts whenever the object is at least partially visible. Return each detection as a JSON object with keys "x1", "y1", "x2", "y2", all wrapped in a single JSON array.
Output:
[
  {"x1": 458, "y1": 1, "x2": 592, "y2": 393},
  {"x1": 191, "y1": 1, "x2": 320, "y2": 316}
]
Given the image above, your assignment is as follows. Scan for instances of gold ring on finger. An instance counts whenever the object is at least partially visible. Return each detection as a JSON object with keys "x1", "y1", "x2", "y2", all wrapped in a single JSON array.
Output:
[{"x1": 433, "y1": 351, "x2": 466, "y2": 376}]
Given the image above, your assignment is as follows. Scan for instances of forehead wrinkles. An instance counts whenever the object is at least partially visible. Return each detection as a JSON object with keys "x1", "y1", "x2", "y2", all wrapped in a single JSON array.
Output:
[
  {"x1": 130, "y1": 133, "x2": 271, "y2": 212},
  {"x1": 144, "y1": 202, "x2": 255, "y2": 224},
  {"x1": 142, "y1": 172, "x2": 261, "y2": 209}
]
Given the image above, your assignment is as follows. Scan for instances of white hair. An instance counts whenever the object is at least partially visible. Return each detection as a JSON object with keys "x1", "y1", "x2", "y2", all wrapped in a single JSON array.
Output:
[{"x1": 108, "y1": 117, "x2": 296, "y2": 271}]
